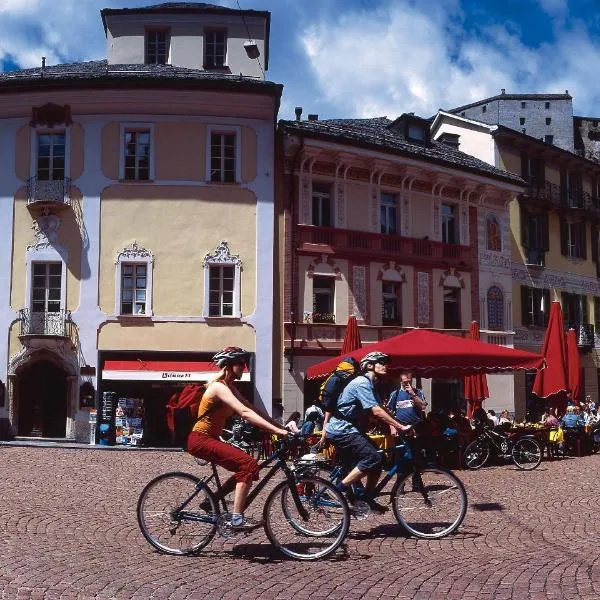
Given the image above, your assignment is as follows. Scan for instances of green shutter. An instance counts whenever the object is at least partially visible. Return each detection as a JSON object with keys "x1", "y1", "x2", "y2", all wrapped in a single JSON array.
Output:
[
  {"x1": 541, "y1": 213, "x2": 549, "y2": 251},
  {"x1": 582, "y1": 222, "x2": 587, "y2": 260},
  {"x1": 520, "y1": 203, "x2": 530, "y2": 248},
  {"x1": 560, "y1": 219, "x2": 568, "y2": 256}
]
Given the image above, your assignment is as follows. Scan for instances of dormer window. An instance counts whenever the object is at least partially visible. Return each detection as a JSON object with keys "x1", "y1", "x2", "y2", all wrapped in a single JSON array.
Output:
[
  {"x1": 408, "y1": 124, "x2": 426, "y2": 142},
  {"x1": 145, "y1": 30, "x2": 169, "y2": 65},
  {"x1": 205, "y1": 30, "x2": 227, "y2": 69}
]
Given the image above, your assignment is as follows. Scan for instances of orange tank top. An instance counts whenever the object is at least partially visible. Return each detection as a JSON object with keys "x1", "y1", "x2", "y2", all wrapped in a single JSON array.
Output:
[{"x1": 192, "y1": 387, "x2": 235, "y2": 438}]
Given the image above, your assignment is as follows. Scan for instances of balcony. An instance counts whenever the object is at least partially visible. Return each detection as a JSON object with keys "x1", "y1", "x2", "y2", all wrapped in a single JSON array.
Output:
[
  {"x1": 297, "y1": 225, "x2": 472, "y2": 268},
  {"x1": 565, "y1": 323, "x2": 595, "y2": 351},
  {"x1": 19, "y1": 309, "x2": 72, "y2": 338},
  {"x1": 522, "y1": 180, "x2": 600, "y2": 217},
  {"x1": 525, "y1": 247, "x2": 545, "y2": 267},
  {"x1": 27, "y1": 177, "x2": 72, "y2": 208}
]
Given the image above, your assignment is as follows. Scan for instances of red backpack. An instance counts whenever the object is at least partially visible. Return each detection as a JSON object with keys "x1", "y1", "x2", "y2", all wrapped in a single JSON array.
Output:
[{"x1": 166, "y1": 384, "x2": 206, "y2": 449}]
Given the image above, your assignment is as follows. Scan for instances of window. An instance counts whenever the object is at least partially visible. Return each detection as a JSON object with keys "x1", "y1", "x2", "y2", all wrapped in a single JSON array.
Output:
[
  {"x1": 487, "y1": 286, "x2": 504, "y2": 331},
  {"x1": 115, "y1": 242, "x2": 154, "y2": 316},
  {"x1": 312, "y1": 276, "x2": 335, "y2": 323},
  {"x1": 562, "y1": 221, "x2": 586, "y2": 259},
  {"x1": 443, "y1": 287, "x2": 461, "y2": 329},
  {"x1": 482, "y1": 105, "x2": 487, "y2": 113},
  {"x1": 441, "y1": 203, "x2": 457, "y2": 244},
  {"x1": 545, "y1": 102, "x2": 551, "y2": 109},
  {"x1": 486, "y1": 215, "x2": 502, "y2": 251},
  {"x1": 595, "y1": 297, "x2": 600, "y2": 331},
  {"x1": 120, "y1": 264, "x2": 147, "y2": 315},
  {"x1": 520, "y1": 117, "x2": 526, "y2": 125},
  {"x1": 562, "y1": 292, "x2": 588, "y2": 328},
  {"x1": 32, "y1": 263, "x2": 62, "y2": 313},
  {"x1": 145, "y1": 30, "x2": 168, "y2": 64},
  {"x1": 208, "y1": 265, "x2": 235, "y2": 317},
  {"x1": 210, "y1": 132, "x2": 236, "y2": 183},
  {"x1": 521, "y1": 101, "x2": 527, "y2": 108},
  {"x1": 203, "y1": 240, "x2": 242, "y2": 318},
  {"x1": 312, "y1": 183, "x2": 332, "y2": 227},
  {"x1": 546, "y1": 117, "x2": 552, "y2": 126},
  {"x1": 205, "y1": 30, "x2": 226, "y2": 68},
  {"x1": 37, "y1": 133, "x2": 65, "y2": 180},
  {"x1": 408, "y1": 124, "x2": 426, "y2": 141},
  {"x1": 521, "y1": 286, "x2": 549, "y2": 327},
  {"x1": 545, "y1": 135, "x2": 554, "y2": 144},
  {"x1": 123, "y1": 129, "x2": 150, "y2": 180},
  {"x1": 382, "y1": 282, "x2": 402, "y2": 325},
  {"x1": 461, "y1": 112, "x2": 465, "y2": 117},
  {"x1": 380, "y1": 193, "x2": 397, "y2": 234}
]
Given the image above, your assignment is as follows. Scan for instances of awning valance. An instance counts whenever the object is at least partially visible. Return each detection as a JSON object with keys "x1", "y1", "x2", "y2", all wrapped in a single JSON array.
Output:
[{"x1": 102, "y1": 360, "x2": 251, "y2": 382}]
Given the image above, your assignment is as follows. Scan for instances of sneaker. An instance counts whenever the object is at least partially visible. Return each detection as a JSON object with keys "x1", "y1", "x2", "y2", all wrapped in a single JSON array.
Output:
[
  {"x1": 335, "y1": 481, "x2": 356, "y2": 504},
  {"x1": 364, "y1": 497, "x2": 389, "y2": 514},
  {"x1": 231, "y1": 517, "x2": 263, "y2": 532}
]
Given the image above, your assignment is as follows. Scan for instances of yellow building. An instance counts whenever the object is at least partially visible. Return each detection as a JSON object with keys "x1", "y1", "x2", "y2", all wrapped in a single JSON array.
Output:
[
  {"x1": 0, "y1": 3, "x2": 282, "y2": 443},
  {"x1": 433, "y1": 109, "x2": 600, "y2": 418}
]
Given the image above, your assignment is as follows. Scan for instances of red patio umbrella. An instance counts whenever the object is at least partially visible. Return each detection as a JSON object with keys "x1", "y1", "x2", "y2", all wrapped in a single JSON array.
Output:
[
  {"x1": 463, "y1": 321, "x2": 490, "y2": 418},
  {"x1": 566, "y1": 328, "x2": 581, "y2": 405},
  {"x1": 306, "y1": 328, "x2": 544, "y2": 380},
  {"x1": 532, "y1": 301, "x2": 568, "y2": 410},
  {"x1": 341, "y1": 315, "x2": 362, "y2": 354}
]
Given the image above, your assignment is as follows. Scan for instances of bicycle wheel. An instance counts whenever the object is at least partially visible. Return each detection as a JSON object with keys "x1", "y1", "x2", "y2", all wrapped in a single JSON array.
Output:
[
  {"x1": 511, "y1": 437, "x2": 542, "y2": 470},
  {"x1": 391, "y1": 467, "x2": 467, "y2": 539},
  {"x1": 137, "y1": 471, "x2": 217, "y2": 555},
  {"x1": 263, "y1": 475, "x2": 350, "y2": 560},
  {"x1": 463, "y1": 439, "x2": 490, "y2": 470}
]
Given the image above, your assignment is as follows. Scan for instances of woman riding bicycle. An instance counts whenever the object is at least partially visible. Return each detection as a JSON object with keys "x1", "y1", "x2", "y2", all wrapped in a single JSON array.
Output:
[{"x1": 187, "y1": 346, "x2": 289, "y2": 531}]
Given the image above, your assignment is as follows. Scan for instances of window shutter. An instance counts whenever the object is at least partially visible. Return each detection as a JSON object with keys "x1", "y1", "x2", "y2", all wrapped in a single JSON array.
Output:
[
  {"x1": 541, "y1": 213, "x2": 549, "y2": 251},
  {"x1": 536, "y1": 158, "x2": 545, "y2": 184},
  {"x1": 592, "y1": 227, "x2": 599, "y2": 263},
  {"x1": 560, "y1": 219, "x2": 568, "y2": 256},
  {"x1": 520, "y1": 204, "x2": 530, "y2": 248},
  {"x1": 595, "y1": 297, "x2": 600, "y2": 330},
  {"x1": 521, "y1": 286, "x2": 529, "y2": 326},
  {"x1": 582, "y1": 294, "x2": 589, "y2": 324},
  {"x1": 560, "y1": 168, "x2": 568, "y2": 201},
  {"x1": 543, "y1": 289, "x2": 550, "y2": 326},
  {"x1": 581, "y1": 222, "x2": 587, "y2": 260}
]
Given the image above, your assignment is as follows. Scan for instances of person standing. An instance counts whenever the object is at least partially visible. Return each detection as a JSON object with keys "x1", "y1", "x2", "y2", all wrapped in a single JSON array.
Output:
[{"x1": 387, "y1": 372, "x2": 428, "y2": 426}]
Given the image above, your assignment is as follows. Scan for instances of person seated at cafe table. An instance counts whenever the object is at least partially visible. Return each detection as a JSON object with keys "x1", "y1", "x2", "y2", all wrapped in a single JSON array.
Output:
[
  {"x1": 541, "y1": 408, "x2": 560, "y2": 428},
  {"x1": 561, "y1": 405, "x2": 584, "y2": 431},
  {"x1": 498, "y1": 410, "x2": 513, "y2": 427}
]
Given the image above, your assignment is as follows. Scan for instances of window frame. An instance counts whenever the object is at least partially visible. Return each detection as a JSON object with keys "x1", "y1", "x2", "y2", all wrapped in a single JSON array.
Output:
[
  {"x1": 202, "y1": 240, "x2": 242, "y2": 318},
  {"x1": 312, "y1": 275, "x2": 336, "y2": 323},
  {"x1": 204, "y1": 28, "x2": 227, "y2": 69},
  {"x1": 114, "y1": 242, "x2": 154, "y2": 317},
  {"x1": 486, "y1": 214, "x2": 502, "y2": 252},
  {"x1": 119, "y1": 263, "x2": 149, "y2": 316},
  {"x1": 311, "y1": 182, "x2": 332, "y2": 227},
  {"x1": 522, "y1": 286, "x2": 549, "y2": 328},
  {"x1": 119, "y1": 123, "x2": 154, "y2": 181},
  {"x1": 487, "y1": 286, "x2": 504, "y2": 331},
  {"x1": 443, "y1": 286, "x2": 461, "y2": 329},
  {"x1": 382, "y1": 280, "x2": 402, "y2": 325},
  {"x1": 380, "y1": 192, "x2": 398, "y2": 235},
  {"x1": 441, "y1": 203, "x2": 458, "y2": 244},
  {"x1": 145, "y1": 29, "x2": 170, "y2": 65},
  {"x1": 206, "y1": 125, "x2": 241, "y2": 184},
  {"x1": 30, "y1": 127, "x2": 70, "y2": 183},
  {"x1": 567, "y1": 221, "x2": 585, "y2": 259}
]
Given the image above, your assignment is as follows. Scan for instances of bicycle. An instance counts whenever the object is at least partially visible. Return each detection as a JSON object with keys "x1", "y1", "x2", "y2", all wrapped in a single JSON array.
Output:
[
  {"x1": 463, "y1": 425, "x2": 542, "y2": 470},
  {"x1": 136, "y1": 435, "x2": 350, "y2": 561},
  {"x1": 294, "y1": 436, "x2": 468, "y2": 539}
]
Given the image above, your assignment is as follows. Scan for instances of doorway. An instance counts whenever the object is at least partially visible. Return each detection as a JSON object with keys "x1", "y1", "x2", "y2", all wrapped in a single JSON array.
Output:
[{"x1": 17, "y1": 360, "x2": 68, "y2": 437}]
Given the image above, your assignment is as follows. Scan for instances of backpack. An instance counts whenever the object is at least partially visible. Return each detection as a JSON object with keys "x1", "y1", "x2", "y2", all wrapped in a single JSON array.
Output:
[
  {"x1": 166, "y1": 383, "x2": 206, "y2": 449},
  {"x1": 318, "y1": 357, "x2": 361, "y2": 417}
]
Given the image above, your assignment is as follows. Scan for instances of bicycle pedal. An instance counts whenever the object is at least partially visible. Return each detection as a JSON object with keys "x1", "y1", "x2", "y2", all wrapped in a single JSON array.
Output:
[{"x1": 216, "y1": 513, "x2": 235, "y2": 538}]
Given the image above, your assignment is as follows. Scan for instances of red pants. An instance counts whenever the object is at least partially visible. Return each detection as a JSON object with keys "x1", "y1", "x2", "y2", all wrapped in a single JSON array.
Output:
[{"x1": 187, "y1": 431, "x2": 259, "y2": 484}]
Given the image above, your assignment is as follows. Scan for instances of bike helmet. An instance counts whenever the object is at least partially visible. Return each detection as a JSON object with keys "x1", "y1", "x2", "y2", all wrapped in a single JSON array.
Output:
[
  {"x1": 212, "y1": 346, "x2": 252, "y2": 368},
  {"x1": 360, "y1": 351, "x2": 390, "y2": 370}
]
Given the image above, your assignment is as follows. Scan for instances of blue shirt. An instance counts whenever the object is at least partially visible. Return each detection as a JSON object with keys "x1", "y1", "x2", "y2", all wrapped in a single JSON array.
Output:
[
  {"x1": 561, "y1": 414, "x2": 584, "y2": 429},
  {"x1": 325, "y1": 375, "x2": 379, "y2": 437},
  {"x1": 387, "y1": 387, "x2": 426, "y2": 425}
]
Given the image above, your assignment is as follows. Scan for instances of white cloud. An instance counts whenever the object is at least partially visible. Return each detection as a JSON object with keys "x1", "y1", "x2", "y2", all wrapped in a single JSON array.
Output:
[
  {"x1": 0, "y1": 0, "x2": 41, "y2": 15},
  {"x1": 299, "y1": 0, "x2": 600, "y2": 119}
]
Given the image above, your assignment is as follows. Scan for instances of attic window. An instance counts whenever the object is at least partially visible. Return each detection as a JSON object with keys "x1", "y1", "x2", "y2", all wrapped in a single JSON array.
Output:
[
  {"x1": 521, "y1": 101, "x2": 527, "y2": 108},
  {"x1": 545, "y1": 102, "x2": 551, "y2": 109},
  {"x1": 482, "y1": 105, "x2": 487, "y2": 113},
  {"x1": 408, "y1": 123, "x2": 426, "y2": 142}
]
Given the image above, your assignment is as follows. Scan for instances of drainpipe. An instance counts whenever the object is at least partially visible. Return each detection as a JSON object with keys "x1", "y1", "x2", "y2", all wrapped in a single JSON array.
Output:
[{"x1": 288, "y1": 134, "x2": 305, "y2": 372}]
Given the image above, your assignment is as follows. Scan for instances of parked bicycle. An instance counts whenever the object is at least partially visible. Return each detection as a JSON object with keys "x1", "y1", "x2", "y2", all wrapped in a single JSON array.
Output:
[
  {"x1": 294, "y1": 436, "x2": 468, "y2": 539},
  {"x1": 463, "y1": 425, "x2": 542, "y2": 470},
  {"x1": 137, "y1": 435, "x2": 350, "y2": 561}
]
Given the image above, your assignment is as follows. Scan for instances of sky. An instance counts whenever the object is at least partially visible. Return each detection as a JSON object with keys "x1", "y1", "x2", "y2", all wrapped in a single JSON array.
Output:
[{"x1": 2, "y1": 0, "x2": 600, "y2": 120}]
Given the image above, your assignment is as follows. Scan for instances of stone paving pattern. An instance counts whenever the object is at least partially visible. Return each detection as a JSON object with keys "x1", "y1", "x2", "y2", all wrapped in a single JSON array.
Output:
[{"x1": 1, "y1": 446, "x2": 599, "y2": 600}]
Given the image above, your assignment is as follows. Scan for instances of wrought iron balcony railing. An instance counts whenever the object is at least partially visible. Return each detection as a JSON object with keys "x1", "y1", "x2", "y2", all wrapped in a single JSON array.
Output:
[
  {"x1": 26, "y1": 177, "x2": 72, "y2": 206},
  {"x1": 525, "y1": 247, "x2": 545, "y2": 267},
  {"x1": 565, "y1": 323, "x2": 595, "y2": 350},
  {"x1": 523, "y1": 180, "x2": 599, "y2": 216},
  {"x1": 19, "y1": 309, "x2": 72, "y2": 338}
]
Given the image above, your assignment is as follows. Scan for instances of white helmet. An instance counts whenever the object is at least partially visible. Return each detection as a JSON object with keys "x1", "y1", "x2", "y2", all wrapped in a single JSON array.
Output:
[
  {"x1": 212, "y1": 346, "x2": 251, "y2": 368},
  {"x1": 360, "y1": 351, "x2": 390, "y2": 371}
]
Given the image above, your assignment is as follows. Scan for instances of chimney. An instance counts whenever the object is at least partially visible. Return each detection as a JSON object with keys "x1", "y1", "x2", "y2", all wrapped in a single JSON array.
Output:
[
  {"x1": 501, "y1": 88, "x2": 506, "y2": 94},
  {"x1": 308, "y1": 114, "x2": 319, "y2": 121},
  {"x1": 41, "y1": 56, "x2": 46, "y2": 78},
  {"x1": 437, "y1": 132, "x2": 460, "y2": 150},
  {"x1": 294, "y1": 106, "x2": 302, "y2": 121}
]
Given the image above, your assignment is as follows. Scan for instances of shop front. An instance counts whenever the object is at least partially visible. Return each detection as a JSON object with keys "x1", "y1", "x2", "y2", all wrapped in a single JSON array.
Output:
[{"x1": 98, "y1": 351, "x2": 253, "y2": 447}]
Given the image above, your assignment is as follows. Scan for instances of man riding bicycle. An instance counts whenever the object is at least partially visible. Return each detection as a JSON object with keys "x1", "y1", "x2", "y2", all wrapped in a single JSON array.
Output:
[{"x1": 324, "y1": 351, "x2": 412, "y2": 513}]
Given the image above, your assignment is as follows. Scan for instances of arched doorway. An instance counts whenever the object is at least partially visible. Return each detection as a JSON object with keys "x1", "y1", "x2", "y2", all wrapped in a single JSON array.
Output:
[{"x1": 17, "y1": 360, "x2": 68, "y2": 437}]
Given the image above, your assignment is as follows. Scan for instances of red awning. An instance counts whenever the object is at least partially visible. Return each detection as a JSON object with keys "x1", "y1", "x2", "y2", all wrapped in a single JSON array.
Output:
[
  {"x1": 102, "y1": 360, "x2": 250, "y2": 382},
  {"x1": 306, "y1": 328, "x2": 545, "y2": 380}
]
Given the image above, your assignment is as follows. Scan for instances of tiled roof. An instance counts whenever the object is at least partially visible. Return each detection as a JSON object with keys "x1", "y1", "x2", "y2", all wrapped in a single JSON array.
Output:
[
  {"x1": 450, "y1": 93, "x2": 572, "y2": 113},
  {"x1": 0, "y1": 59, "x2": 282, "y2": 96},
  {"x1": 280, "y1": 117, "x2": 524, "y2": 186}
]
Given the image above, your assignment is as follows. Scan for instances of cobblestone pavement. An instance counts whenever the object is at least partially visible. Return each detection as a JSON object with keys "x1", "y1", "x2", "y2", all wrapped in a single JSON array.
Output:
[{"x1": 1, "y1": 446, "x2": 600, "y2": 600}]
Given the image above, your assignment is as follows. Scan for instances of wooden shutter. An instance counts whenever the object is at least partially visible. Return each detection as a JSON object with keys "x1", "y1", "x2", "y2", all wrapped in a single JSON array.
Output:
[
  {"x1": 582, "y1": 294, "x2": 589, "y2": 324},
  {"x1": 543, "y1": 289, "x2": 550, "y2": 326},
  {"x1": 536, "y1": 158, "x2": 545, "y2": 185},
  {"x1": 541, "y1": 213, "x2": 549, "y2": 251},
  {"x1": 521, "y1": 286, "x2": 530, "y2": 326},
  {"x1": 520, "y1": 203, "x2": 530, "y2": 248},
  {"x1": 560, "y1": 167, "x2": 568, "y2": 202},
  {"x1": 581, "y1": 222, "x2": 587, "y2": 260},
  {"x1": 595, "y1": 297, "x2": 600, "y2": 329},
  {"x1": 592, "y1": 226, "x2": 598, "y2": 263},
  {"x1": 560, "y1": 219, "x2": 568, "y2": 256}
]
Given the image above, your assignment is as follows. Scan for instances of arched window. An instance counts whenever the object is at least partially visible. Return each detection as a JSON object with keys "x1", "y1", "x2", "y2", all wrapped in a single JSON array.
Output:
[
  {"x1": 486, "y1": 215, "x2": 502, "y2": 251},
  {"x1": 487, "y1": 286, "x2": 504, "y2": 331}
]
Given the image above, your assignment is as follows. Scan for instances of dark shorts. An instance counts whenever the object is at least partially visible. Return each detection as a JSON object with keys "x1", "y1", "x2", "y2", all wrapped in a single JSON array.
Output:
[
  {"x1": 328, "y1": 432, "x2": 383, "y2": 473},
  {"x1": 187, "y1": 431, "x2": 259, "y2": 484}
]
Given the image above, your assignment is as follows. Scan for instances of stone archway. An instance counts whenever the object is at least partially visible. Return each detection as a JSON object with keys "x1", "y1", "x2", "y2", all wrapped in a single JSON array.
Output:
[{"x1": 17, "y1": 360, "x2": 68, "y2": 437}]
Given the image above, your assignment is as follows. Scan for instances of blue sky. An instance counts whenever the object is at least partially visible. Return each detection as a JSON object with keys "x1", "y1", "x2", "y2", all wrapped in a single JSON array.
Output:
[{"x1": 2, "y1": 0, "x2": 600, "y2": 120}]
